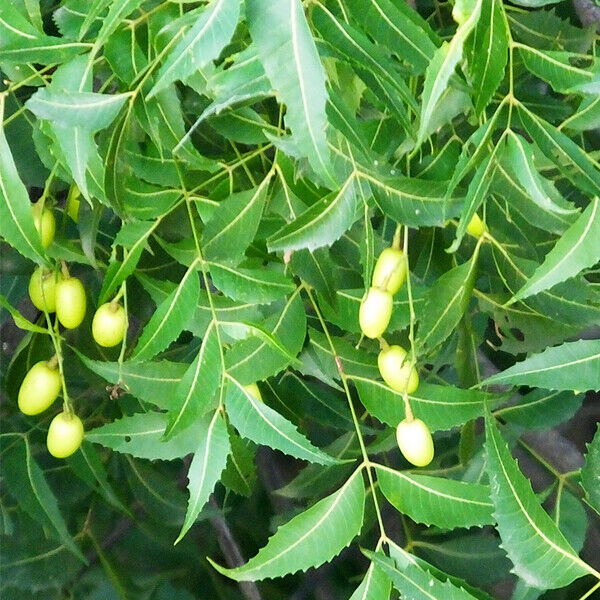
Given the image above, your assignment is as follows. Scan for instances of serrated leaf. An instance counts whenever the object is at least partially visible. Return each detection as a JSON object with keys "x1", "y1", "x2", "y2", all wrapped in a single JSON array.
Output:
[
  {"x1": 375, "y1": 465, "x2": 494, "y2": 528},
  {"x1": 268, "y1": 175, "x2": 357, "y2": 252},
  {"x1": 485, "y1": 415, "x2": 593, "y2": 588},
  {"x1": 510, "y1": 197, "x2": 600, "y2": 302},
  {"x1": 366, "y1": 551, "x2": 479, "y2": 600},
  {"x1": 87, "y1": 411, "x2": 204, "y2": 461},
  {"x1": 482, "y1": 339, "x2": 600, "y2": 392},
  {"x1": 132, "y1": 261, "x2": 200, "y2": 361},
  {"x1": 209, "y1": 468, "x2": 364, "y2": 580},
  {"x1": 416, "y1": 250, "x2": 479, "y2": 354},
  {"x1": 26, "y1": 90, "x2": 129, "y2": 130},
  {"x1": 349, "y1": 559, "x2": 391, "y2": 600},
  {"x1": 164, "y1": 321, "x2": 222, "y2": 440},
  {"x1": 2, "y1": 439, "x2": 86, "y2": 563},
  {"x1": 203, "y1": 177, "x2": 271, "y2": 264},
  {"x1": 247, "y1": 0, "x2": 335, "y2": 186},
  {"x1": 581, "y1": 425, "x2": 600, "y2": 515},
  {"x1": 176, "y1": 409, "x2": 230, "y2": 543},
  {"x1": 0, "y1": 109, "x2": 46, "y2": 264},
  {"x1": 209, "y1": 263, "x2": 295, "y2": 304},
  {"x1": 148, "y1": 0, "x2": 240, "y2": 99},
  {"x1": 225, "y1": 377, "x2": 340, "y2": 465},
  {"x1": 354, "y1": 378, "x2": 497, "y2": 432},
  {"x1": 0, "y1": 294, "x2": 47, "y2": 333},
  {"x1": 0, "y1": 38, "x2": 91, "y2": 64}
]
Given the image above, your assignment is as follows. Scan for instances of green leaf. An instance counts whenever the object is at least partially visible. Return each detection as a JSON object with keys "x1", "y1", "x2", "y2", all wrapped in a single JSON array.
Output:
[
  {"x1": 365, "y1": 551, "x2": 479, "y2": 600},
  {"x1": 94, "y1": 0, "x2": 145, "y2": 48},
  {"x1": 132, "y1": 261, "x2": 200, "y2": 361},
  {"x1": 510, "y1": 197, "x2": 600, "y2": 302},
  {"x1": 268, "y1": 175, "x2": 357, "y2": 252},
  {"x1": 485, "y1": 415, "x2": 593, "y2": 588},
  {"x1": 349, "y1": 560, "x2": 391, "y2": 600},
  {"x1": 203, "y1": 177, "x2": 271, "y2": 264},
  {"x1": 209, "y1": 263, "x2": 295, "y2": 304},
  {"x1": 353, "y1": 378, "x2": 497, "y2": 433},
  {"x1": 209, "y1": 468, "x2": 364, "y2": 580},
  {"x1": 375, "y1": 465, "x2": 494, "y2": 528},
  {"x1": 418, "y1": 0, "x2": 482, "y2": 146},
  {"x1": 468, "y1": 0, "x2": 508, "y2": 114},
  {"x1": 147, "y1": 0, "x2": 240, "y2": 99},
  {"x1": 482, "y1": 339, "x2": 600, "y2": 392},
  {"x1": 416, "y1": 250, "x2": 479, "y2": 354},
  {"x1": 0, "y1": 38, "x2": 91, "y2": 65},
  {"x1": 0, "y1": 109, "x2": 46, "y2": 264},
  {"x1": 26, "y1": 90, "x2": 129, "y2": 131},
  {"x1": 247, "y1": 0, "x2": 335, "y2": 186},
  {"x1": 176, "y1": 409, "x2": 230, "y2": 543},
  {"x1": 87, "y1": 411, "x2": 205, "y2": 461},
  {"x1": 0, "y1": 294, "x2": 47, "y2": 333},
  {"x1": 164, "y1": 321, "x2": 222, "y2": 440},
  {"x1": 581, "y1": 425, "x2": 600, "y2": 515},
  {"x1": 2, "y1": 439, "x2": 86, "y2": 562},
  {"x1": 225, "y1": 377, "x2": 340, "y2": 465}
]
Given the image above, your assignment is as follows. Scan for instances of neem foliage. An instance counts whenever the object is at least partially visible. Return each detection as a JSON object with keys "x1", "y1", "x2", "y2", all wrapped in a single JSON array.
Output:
[{"x1": 1, "y1": 0, "x2": 600, "y2": 598}]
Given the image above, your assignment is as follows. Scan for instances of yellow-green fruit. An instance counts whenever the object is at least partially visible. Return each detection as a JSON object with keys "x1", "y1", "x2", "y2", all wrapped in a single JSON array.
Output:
[
  {"x1": 18, "y1": 360, "x2": 61, "y2": 415},
  {"x1": 372, "y1": 248, "x2": 407, "y2": 295},
  {"x1": 466, "y1": 213, "x2": 486, "y2": 238},
  {"x1": 66, "y1": 186, "x2": 80, "y2": 222},
  {"x1": 55, "y1": 276, "x2": 86, "y2": 329},
  {"x1": 359, "y1": 287, "x2": 393, "y2": 339},
  {"x1": 244, "y1": 383, "x2": 263, "y2": 402},
  {"x1": 92, "y1": 302, "x2": 127, "y2": 347},
  {"x1": 396, "y1": 418, "x2": 434, "y2": 467},
  {"x1": 32, "y1": 202, "x2": 55, "y2": 248},
  {"x1": 378, "y1": 345, "x2": 419, "y2": 394},
  {"x1": 47, "y1": 412, "x2": 84, "y2": 458},
  {"x1": 29, "y1": 267, "x2": 57, "y2": 312}
]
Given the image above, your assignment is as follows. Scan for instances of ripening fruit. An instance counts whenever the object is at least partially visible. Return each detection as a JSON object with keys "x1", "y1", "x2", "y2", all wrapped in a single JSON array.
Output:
[
  {"x1": 47, "y1": 412, "x2": 84, "y2": 458},
  {"x1": 18, "y1": 360, "x2": 61, "y2": 415},
  {"x1": 55, "y1": 276, "x2": 86, "y2": 329},
  {"x1": 372, "y1": 248, "x2": 407, "y2": 295},
  {"x1": 466, "y1": 213, "x2": 486, "y2": 238},
  {"x1": 359, "y1": 287, "x2": 393, "y2": 339},
  {"x1": 92, "y1": 302, "x2": 127, "y2": 347},
  {"x1": 66, "y1": 186, "x2": 81, "y2": 222},
  {"x1": 29, "y1": 267, "x2": 57, "y2": 312},
  {"x1": 378, "y1": 345, "x2": 419, "y2": 394},
  {"x1": 244, "y1": 383, "x2": 263, "y2": 402},
  {"x1": 396, "y1": 418, "x2": 434, "y2": 467},
  {"x1": 32, "y1": 202, "x2": 55, "y2": 248}
]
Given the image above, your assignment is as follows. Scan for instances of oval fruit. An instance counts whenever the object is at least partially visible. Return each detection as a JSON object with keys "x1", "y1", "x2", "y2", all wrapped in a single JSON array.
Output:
[
  {"x1": 396, "y1": 418, "x2": 434, "y2": 467},
  {"x1": 372, "y1": 248, "x2": 407, "y2": 295},
  {"x1": 56, "y1": 276, "x2": 86, "y2": 329},
  {"x1": 378, "y1": 345, "x2": 419, "y2": 394},
  {"x1": 29, "y1": 267, "x2": 57, "y2": 312},
  {"x1": 466, "y1": 213, "x2": 486, "y2": 238},
  {"x1": 47, "y1": 412, "x2": 84, "y2": 458},
  {"x1": 18, "y1": 360, "x2": 61, "y2": 415},
  {"x1": 32, "y1": 202, "x2": 55, "y2": 248},
  {"x1": 359, "y1": 287, "x2": 393, "y2": 338},
  {"x1": 66, "y1": 186, "x2": 80, "y2": 222},
  {"x1": 244, "y1": 383, "x2": 263, "y2": 402},
  {"x1": 92, "y1": 302, "x2": 127, "y2": 347}
]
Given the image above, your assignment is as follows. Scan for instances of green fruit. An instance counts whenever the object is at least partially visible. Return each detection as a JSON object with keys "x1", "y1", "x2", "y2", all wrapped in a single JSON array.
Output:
[
  {"x1": 466, "y1": 213, "x2": 486, "y2": 238},
  {"x1": 378, "y1": 345, "x2": 419, "y2": 394},
  {"x1": 92, "y1": 302, "x2": 127, "y2": 347},
  {"x1": 396, "y1": 418, "x2": 434, "y2": 467},
  {"x1": 32, "y1": 202, "x2": 55, "y2": 248},
  {"x1": 29, "y1": 267, "x2": 57, "y2": 312},
  {"x1": 56, "y1": 276, "x2": 86, "y2": 329},
  {"x1": 359, "y1": 287, "x2": 393, "y2": 339},
  {"x1": 244, "y1": 383, "x2": 263, "y2": 402},
  {"x1": 47, "y1": 412, "x2": 84, "y2": 458},
  {"x1": 18, "y1": 360, "x2": 61, "y2": 415},
  {"x1": 372, "y1": 248, "x2": 406, "y2": 295},
  {"x1": 66, "y1": 185, "x2": 80, "y2": 222}
]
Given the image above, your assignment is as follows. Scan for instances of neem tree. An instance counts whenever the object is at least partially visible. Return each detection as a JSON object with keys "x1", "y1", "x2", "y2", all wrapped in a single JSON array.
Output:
[{"x1": 1, "y1": 0, "x2": 600, "y2": 599}]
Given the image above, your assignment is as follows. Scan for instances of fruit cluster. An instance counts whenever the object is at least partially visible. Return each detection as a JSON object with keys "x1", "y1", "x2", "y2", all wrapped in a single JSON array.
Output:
[
  {"x1": 18, "y1": 200, "x2": 127, "y2": 458},
  {"x1": 359, "y1": 241, "x2": 433, "y2": 467}
]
